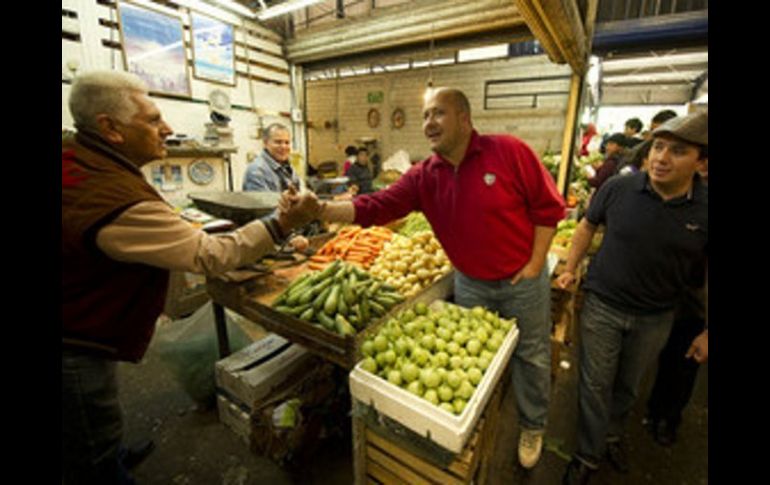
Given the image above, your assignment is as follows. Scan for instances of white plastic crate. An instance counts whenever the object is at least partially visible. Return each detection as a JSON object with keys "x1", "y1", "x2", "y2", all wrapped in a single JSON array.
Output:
[{"x1": 349, "y1": 323, "x2": 519, "y2": 454}]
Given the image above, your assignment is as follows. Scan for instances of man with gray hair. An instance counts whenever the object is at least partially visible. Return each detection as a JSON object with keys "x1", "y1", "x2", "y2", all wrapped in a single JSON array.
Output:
[
  {"x1": 242, "y1": 122, "x2": 302, "y2": 192},
  {"x1": 62, "y1": 70, "x2": 318, "y2": 484}
]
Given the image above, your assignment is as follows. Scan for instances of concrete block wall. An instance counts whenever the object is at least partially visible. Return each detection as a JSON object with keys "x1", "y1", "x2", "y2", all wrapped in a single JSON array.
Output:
[
  {"x1": 305, "y1": 54, "x2": 572, "y2": 170},
  {"x1": 61, "y1": 0, "x2": 295, "y2": 192}
]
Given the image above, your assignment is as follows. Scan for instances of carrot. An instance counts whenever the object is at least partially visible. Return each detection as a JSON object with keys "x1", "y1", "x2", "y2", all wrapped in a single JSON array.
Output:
[
  {"x1": 346, "y1": 249, "x2": 372, "y2": 256},
  {"x1": 308, "y1": 262, "x2": 328, "y2": 271},
  {"x1": 345, "y1": 253, "x2": 370, "y2": 261}
]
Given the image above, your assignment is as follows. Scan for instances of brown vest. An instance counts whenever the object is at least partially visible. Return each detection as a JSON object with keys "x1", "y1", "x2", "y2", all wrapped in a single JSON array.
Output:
[{"x1": 62, "y1": 132, "x2": 169, "y2": 362}]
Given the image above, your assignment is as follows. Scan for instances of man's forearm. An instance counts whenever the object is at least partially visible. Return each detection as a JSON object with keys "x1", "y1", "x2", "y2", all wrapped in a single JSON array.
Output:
[
  {"x1": 320, "y1": 201, "x2": 356, "y2": 224},
  {"x1": 564, "y1": 219, "x2": 598, "y2": 273},
  {"x1": 530, "y1": 225, "x2": 557, "y2": 272}
]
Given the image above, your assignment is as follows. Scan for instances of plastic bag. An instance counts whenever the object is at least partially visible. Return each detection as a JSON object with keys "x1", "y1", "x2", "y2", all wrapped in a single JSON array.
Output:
[{"x1": 155, "y1": 301, "x2": 252, "y2": 408}]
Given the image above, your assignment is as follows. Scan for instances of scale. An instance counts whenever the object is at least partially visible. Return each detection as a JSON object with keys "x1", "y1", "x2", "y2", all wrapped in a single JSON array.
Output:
[{"x1": 205, "y1": 89, "x2": 234, "y2": 147}]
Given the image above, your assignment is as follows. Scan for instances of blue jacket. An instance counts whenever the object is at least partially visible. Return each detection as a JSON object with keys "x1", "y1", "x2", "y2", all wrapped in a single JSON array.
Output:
[{"x1": 242, "y1": 149, "x2": 301, "y2": 192}]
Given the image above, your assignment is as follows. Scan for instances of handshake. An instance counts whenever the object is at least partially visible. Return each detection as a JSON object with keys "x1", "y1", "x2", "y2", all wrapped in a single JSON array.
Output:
[{"x1": 277, "y1": 185, "x2": 324, "y2": 230}]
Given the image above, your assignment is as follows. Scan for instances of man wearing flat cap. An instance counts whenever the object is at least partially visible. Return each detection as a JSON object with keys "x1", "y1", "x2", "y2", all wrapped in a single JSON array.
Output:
[{"x1": 556, "y1": 111, "x2": 708, "y2": 484}]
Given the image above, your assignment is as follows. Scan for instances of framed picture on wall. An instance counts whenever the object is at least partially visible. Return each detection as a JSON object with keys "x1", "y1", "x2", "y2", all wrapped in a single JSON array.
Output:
[
  {"x1": 190, "y1": 12, "x2": 236, "y2": 86},
  {"x1": 117, "y1": 0, "x2": 191, "y2": 98}
]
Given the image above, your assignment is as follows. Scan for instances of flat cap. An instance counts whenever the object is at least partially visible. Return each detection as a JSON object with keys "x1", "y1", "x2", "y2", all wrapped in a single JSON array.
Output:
[{"x1": 653, "y1": 111, "x2": 708, "y2": 147}]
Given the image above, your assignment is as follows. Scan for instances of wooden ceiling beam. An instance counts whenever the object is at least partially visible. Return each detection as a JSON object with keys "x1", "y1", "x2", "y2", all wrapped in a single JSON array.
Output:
[
  {"x1": 514, "y1": 0, "x2": 595, "y2": 74},
  {"x1": 285, "y1": 0, "x2": 524, "y2": 64}
]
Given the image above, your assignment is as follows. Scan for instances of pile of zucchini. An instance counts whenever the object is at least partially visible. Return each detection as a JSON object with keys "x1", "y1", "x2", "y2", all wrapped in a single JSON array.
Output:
[{"x1": 272, "y1": 260, "x2": 406, "y2": 336}]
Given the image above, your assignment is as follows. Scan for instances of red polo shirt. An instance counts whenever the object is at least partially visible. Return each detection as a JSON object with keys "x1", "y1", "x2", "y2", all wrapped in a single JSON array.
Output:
[{"x1": 353, "y1": 130, "x2": 565, "y2": 280}]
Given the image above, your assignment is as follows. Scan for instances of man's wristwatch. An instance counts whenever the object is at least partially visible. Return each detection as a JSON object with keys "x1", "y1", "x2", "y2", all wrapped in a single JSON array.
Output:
[{"x1": 261, "y1": 215, "x2": 287, "y2": 244}]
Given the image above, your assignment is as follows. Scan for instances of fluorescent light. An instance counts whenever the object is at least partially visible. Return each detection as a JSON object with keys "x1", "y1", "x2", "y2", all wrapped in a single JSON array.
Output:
[
  {"x1": 457, "y1": 43, "x2": 508, "y2": 62},
  {"x1": 412, "y1": 57, "x2": 454, "y2": 69},
  {"x1": 209, "y1": 0, "x2": 258, "y2": 18},
  {"x1": 384, "y1": 62, "x2": 409, "y2": 72},
  {"x1": 258, "y1": 0, "x2": 323, "y2": 21}
]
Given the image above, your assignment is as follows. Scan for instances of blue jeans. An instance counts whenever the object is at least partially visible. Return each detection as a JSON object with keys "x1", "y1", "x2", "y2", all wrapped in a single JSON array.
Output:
[
  {"x1": 575, "y1": 292, "x2": 674, "y2": 467},
  {"x1": 454, "y1": 266, "x2": 552, "y2": 430},
  {"x1": 62, "y1": 350, "x2": 135, "y2": 485}
]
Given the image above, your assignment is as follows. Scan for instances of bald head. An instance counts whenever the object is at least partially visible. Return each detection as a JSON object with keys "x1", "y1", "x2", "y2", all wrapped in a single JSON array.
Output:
[
  {"x1": 422, "y1": 87, "x2": 473, "y2": 165},
  {"x1": 431, "y1": 87, "x2": 472, "y2": 119}
]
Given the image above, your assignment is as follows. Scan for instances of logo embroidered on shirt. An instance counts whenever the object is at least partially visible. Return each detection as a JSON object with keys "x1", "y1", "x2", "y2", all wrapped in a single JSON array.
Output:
[
  {"x1": 685, "y1": 223, "x2": 700, "y2": 231},
  {"x1": 483, "y1": 173, "x2": 496, "y2": 186}
]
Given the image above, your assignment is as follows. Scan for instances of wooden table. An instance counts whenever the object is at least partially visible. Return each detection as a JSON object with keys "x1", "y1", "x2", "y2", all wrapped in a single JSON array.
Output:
[{"x1": 206, "y1": 267, "x2": 455, "y2": 365}]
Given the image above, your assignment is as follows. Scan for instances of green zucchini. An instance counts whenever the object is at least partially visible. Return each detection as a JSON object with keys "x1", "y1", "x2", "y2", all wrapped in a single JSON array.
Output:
[
  {"x1": 317, "y1": 312, "x2": 336, "y2": 331},
  {"x1": 313, "y1": 285, "x2": 333, "y2": 312},
  {"x1": 335, "y1": 314, "x2": 356, "y2": 336},
  {"x1": 324, "y1": 284, "x2": 341, "y2": 316}
]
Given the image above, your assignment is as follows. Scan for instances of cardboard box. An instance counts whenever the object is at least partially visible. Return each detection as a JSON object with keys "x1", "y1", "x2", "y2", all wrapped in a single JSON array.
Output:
[
  {"x1": 216, "y1": 394, "x2": 253, "y2": 445},
  {"x1": 215, "y1": 333, "x2": 313, "y2": 413}
]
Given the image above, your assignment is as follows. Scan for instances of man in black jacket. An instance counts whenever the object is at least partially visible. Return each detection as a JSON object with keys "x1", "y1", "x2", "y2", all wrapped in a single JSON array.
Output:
[{"x1": 346, "y1": 147, "x2": 375, "y2": 195}]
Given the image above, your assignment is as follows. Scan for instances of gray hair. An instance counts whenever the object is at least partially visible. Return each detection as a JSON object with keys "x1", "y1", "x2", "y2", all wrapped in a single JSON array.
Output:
[
  {"x1": 262, "y1": 122, "x2": 290, "y2": 142},
  {"x1": 68, "y1": 70, "x2": 148, "y2": 131}
]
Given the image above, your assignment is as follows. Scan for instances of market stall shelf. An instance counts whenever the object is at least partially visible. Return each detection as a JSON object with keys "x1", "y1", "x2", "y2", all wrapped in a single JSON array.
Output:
[{"x1": 206, "y1": 265, "x2": 455, "y2": 368}]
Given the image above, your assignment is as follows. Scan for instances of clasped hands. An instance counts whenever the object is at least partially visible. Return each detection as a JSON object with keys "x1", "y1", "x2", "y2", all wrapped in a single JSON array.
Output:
[{"x1": 277, "y1": 184, "x2": 322, "y2": 230}]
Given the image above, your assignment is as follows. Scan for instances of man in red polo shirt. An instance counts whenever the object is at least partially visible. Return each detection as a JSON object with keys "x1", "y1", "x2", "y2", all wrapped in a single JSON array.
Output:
[{"x1": 289, "y1": 87, "x2": 565, "y2": 468}]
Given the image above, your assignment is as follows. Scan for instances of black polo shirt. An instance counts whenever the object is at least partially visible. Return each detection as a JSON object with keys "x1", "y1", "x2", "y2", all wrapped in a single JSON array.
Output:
[{"x1": 583, "y1": 171, "x2": 708, "y2": 314}]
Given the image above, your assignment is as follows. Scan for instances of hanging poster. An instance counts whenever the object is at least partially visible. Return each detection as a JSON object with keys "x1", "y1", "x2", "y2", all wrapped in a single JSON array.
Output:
[
  {"x1": 191, "y1": 12, "x2": 236, "y2": 86},
  {"x1": 117, "y1": 1, "x2": 191, "y2": 97}
]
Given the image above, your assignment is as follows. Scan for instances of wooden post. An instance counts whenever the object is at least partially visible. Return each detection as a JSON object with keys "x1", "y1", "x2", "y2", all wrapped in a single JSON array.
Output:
[
  {"x1": 213, "y1": 302, "x2": 231, "y2": 358},
  {"x1": 557, "y1": 72, "x2": 583, "y2": 197},
  {"x1": 351, "y1": 399, "x2": 367, "y2": 485}
]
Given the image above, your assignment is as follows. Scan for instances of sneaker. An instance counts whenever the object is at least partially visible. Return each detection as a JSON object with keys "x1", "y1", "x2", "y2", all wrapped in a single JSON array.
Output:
[
  {"x1": 562, "y1": 458, "x2": 594, "y2": 485},
  {"x1": 518, "y1": 429, "x2": 544, "y2": 469},
  {"x1": 605, "y1": 438, "x2": 629, "y2": 473}
]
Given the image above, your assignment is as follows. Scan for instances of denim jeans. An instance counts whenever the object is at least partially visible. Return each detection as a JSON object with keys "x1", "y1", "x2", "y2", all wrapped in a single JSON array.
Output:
[
  {"x1": 646, "y1": 314, "x2": 703, "y2": 430},
  {"x1": 454, "y1": 266, "x2": 552, "y2": 430},
  {"x1": 575, "y1": 292, "x2": 674, "y2": 467},
  {"x1": 62, "y1": 350, "x2": 135, "y2": 485}
]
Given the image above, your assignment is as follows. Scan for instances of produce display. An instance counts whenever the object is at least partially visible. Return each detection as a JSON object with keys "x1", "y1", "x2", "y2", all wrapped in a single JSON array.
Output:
[
  {"x1": 368, "y1": 231, "x2": 452, "y2": 298},
  {"x1": 551, "y1": 218, "x2": 603, "y2": 253},
  {"x1": 543, "y1": 151, "x2": 607, "y2": 211},
  {"x1": 552, "y1": 219, "x2": 578, "y2": 249},
  {"x1": 358, "y1": 301, "x2": 515, "y2": 416},
  {"x1": 272, "y1": 260, "x2": 405, "y2": 336},
  {"x1": 396, "y1": 211, "x2": 432, "y2": 237},
  {"x1": 308, "y1": 225, "x2": 394, "y2": 270},
  {"x1": 541, "y1": 152, "x2": 560, "y2": 181}
]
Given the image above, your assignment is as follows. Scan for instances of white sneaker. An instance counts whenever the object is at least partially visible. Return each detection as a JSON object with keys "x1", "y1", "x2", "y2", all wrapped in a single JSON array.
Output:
[{"x1": 518, "y1": 429, "x2": 544, "y2": 469}]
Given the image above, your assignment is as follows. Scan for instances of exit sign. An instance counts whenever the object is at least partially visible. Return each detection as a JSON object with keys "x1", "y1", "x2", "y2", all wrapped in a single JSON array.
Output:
[{"x1": 367, "y1": 91, "x2": 384, "y2": 103}]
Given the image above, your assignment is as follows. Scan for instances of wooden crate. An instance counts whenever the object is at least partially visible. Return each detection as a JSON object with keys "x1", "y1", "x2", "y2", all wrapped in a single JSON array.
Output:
[
  {"x1": 353, "y1": 376, "x2": 508, "y2": 485},
  {"x1": 207, "y1": 270, "x2": 455, "y2": 369}
]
